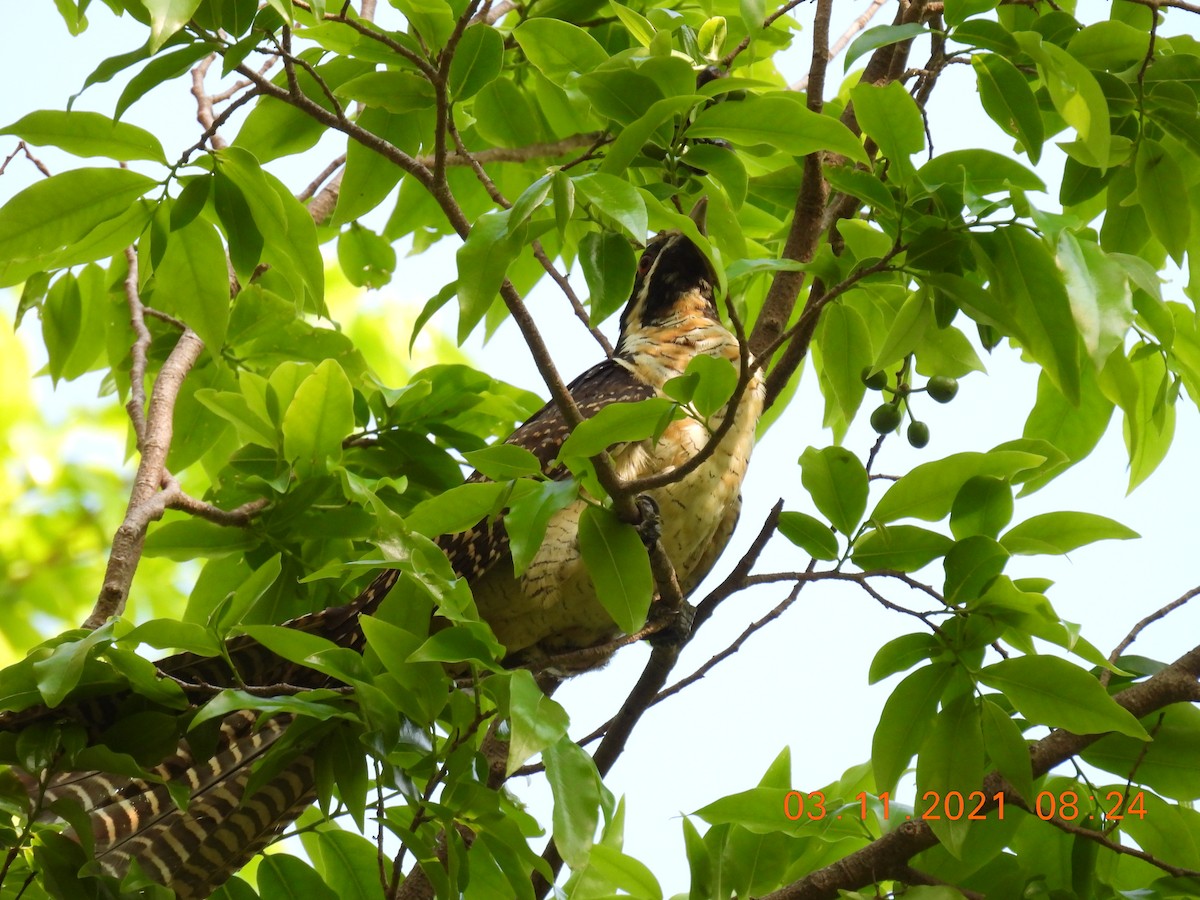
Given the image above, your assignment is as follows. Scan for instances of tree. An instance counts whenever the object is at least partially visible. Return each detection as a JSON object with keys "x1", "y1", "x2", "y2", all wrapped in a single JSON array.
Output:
[{"x1": 2, "y1": 0, "x2": 1200, "y2": 896}]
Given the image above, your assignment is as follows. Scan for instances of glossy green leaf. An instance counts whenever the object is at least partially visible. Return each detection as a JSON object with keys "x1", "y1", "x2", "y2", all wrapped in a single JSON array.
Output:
[
  {"x1": 508, "y1": 669, "x2": 570, "y2": 774},
  {"x1": 405, "y1": 481, "x2": 507, "y2": 537},
  {"x1": 689, "y1": 94, "x2": 868, "y2": 164},
  {"x1": 0, "y1": 110, "x2": 167, "y2": 163},
  {"x1": 151, "y1": 217, "x2": 230, "y2": 350},
  {"x1": 918, "y1": 149, "x2": 1044, "y2": 194},
  {"x1": 611, "y1": 1, "x2": 656, "y2": 46},
  {"x1": 949, "y1": 476, "x2": 1013, "y2": 540},
  {"x1": 213, "y1": 170, "x2": 263, "y2": 280},
  {"x1": 144, "y1": 0, "x2": 203, "y2": 51},
  {"x1": 0, "y1": 167, "x2": 156, "y2": 264},
  {"x1": 872, "y1": 664, "x2": 952, "y2": 793},
  {"x1": 971, "y1": 54, "x2": 1043, "y2": 163},
  {"x1": 334, "y1": 71, "x2": 435, "y2": 113},
  {"x1": 1136, "y1": 139, "x2": 1190, "y2": 265},
  {"x1": 868, "y1": 632, "x2": 939, "y2": 684},
  {"x1": 873, "y1": 289, "x2": 931, "y2": 372},
  {"x1": 464, "y1": 445, "x2": 543, "y2": 480},
  {"x1": 943, "y1": 535, "x2": 1009, "y2": 603},
  {"x1": 776, "y1": 511, "x2": 838, "y2": 561},
  {"x1": 815, "y1": 302, "x2": 871, "y2": 430},
  {"x1": 999, "y1": 511, "x2": 1139, "y2": 556},
  {"x1": 573, "y1": 174, "x2": 648, "y2": 242},
  {"x1": 449, "y1": 24, "x2": 504, "y2": 99},
  {"x1": 976, "y1": 228, "x2": 1081, "y2": 404},
  {"x1": 798, "y1": 446, "x2": 868, "y2": 536},
  {"x1": 1082, "y1": 704, "x2": 1200, "y2": 801},
  {"x1": 872, "y1": 451, "x2": 1043, "y2": 523},
  {"x1": 980, "y1": 698, "x2": 1033, "y2": 802},
  {"x1": 1056, "y1": 232, "x2": 1133, "y2": 367},
  {"x1": 580, "y1": 230, "x2": 636, "y2": 325},
  {"x1": 282, "y1": 359, "x2": 355, "y2": 477},
  {"x1": 506, "y1": 479, "x2": 579, "y2": 577},
  {"x1": 1015, "y1": 33, "x2": 1111, "y2": 168},
  {"x1": 844, "y1": 23, "x2": 928, "y2": 70},
  {"x1": 337, "y1": 223, "x2": 397, "y2": 289},
  {"x1": 456, "y1": 209, "x2": 525, "y2": 342},
  {"x1": 558, "y1": 398, "x2": 677, "y2": 462},
  {"x1": 850, "y1": 81, "x2": 924, "y2": 182},
  {"x1": 257, "y1": 855, "x2": 339, "y2": 900},
  {"x1": 513, "y1": 18, "x2": 607, "y2": 80},
  {"x1": 578, "y1": 505, "x2": 653, "y2": 634},
  {"x1": 312, "y1": 830, "x2": 380, "y2": 900},
  {"x1": 979, "y1": 656, "x2": 1149, "y2": 739},
  {"x1": 852, "y1": 525, "x2": 953, "y2": 572},
  {"x1": 544, "y1": 734, "x2": 602, "y2": 867},
  {"x1": 916, "y1": 694, "x2": 984, "y2": 856},
  {"x1": 587, "y1": 845, "x2": 663, "y2": 900}
]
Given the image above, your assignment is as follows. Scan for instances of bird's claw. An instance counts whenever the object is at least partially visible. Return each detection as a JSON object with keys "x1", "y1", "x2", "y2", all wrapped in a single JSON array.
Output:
[
  {"x1": 634, "y1": 493, "x2": 661, "y2": 546},
  {"x1": 647, "y1": 600, "x2": 696, "y2": 648}
]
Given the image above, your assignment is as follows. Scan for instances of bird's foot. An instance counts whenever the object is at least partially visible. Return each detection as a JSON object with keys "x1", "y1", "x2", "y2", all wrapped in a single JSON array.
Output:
[
  {"x1": 634, "y1": 493, "x2": 661, "y2": 546},
  {"x1": 646, "y1": 599, "x2": 696, "y2": 648}
]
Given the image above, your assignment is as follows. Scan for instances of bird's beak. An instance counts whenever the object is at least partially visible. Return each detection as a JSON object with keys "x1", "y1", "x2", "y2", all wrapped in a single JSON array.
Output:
[{"x1": 689, "y1": 197, "x2": 708, "y2": 236}]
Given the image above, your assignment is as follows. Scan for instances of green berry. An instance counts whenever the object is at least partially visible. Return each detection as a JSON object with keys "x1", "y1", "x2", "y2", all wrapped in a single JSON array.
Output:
[
  {"x1": 907, "y1": 421, "x2": 930, "y2": 448},
  {"x1": 927, "y1": 376, "x2": 959, "y2": 403},
  {"x1": 870, "y1": 403, "x2": 902, "y2": 434},
  {"x1": 861, "y1": 367, "x2": 888, "y2": 391}
]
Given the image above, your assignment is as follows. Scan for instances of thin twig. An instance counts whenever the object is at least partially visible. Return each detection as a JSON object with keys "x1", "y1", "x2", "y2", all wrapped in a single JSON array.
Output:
[
  {"x1": 793, "y1": 0, "x2": 888, "y2": 91},
  {"x1": 0, "y1": 141, "x2": 52, "y2": 178},
  {"x1": 1103, "y1": 585, "x2": 1200, "y2": 685}
]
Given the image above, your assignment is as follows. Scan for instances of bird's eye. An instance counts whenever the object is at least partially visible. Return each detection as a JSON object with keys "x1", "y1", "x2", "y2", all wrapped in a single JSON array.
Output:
[{"x1": 637, "y1": 251, "x2": 654, "y2": 275}]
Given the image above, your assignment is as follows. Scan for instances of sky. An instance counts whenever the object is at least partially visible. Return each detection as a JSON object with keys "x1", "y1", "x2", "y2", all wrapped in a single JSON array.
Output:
[{"x1": 3, "y1": 0, "x2": 1199, "y2": 893}]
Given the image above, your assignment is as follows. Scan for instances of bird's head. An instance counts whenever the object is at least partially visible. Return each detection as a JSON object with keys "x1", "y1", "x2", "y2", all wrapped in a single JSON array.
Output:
[{"x1": 617, "y1": 199, "x2": 718, "y2": 347}]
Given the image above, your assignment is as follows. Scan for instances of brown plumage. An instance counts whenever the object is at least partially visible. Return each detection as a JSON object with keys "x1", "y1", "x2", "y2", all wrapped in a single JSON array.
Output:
[{"x1": 3, "y1": 203, "x2": 765, "y2": 897}]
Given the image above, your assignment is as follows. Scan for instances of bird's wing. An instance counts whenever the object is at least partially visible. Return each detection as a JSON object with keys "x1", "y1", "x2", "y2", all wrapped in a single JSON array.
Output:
[{"x1": 436, "y1": 358, "x2": 655, "y2": 584}]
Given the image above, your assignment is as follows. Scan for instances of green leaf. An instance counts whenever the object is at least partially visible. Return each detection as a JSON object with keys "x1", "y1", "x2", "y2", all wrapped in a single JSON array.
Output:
[
  {"x1": 144, "y1": 0, "x2": 203, "y2": 51},
  {"x1": 949, "y1": 476, "x2": 1013, "y2": 540},
  {"x1": 456, "y1": 209, "x2": 524, "y2": 342},
  {"x1": 513, "y1": 18, "x2": 607, "y2": 80},
  {"x1": 1021, "y1": 369, "x2": 1113, "y2": 493},
  {"x1": 558, "y1": 398, "x2": 678, "y2": 463},
  {"x1": 1082, "y1": 704, "x2": 1200, "y2": 801},
  {"x1": 449, "y1": 24, "x2": 504, "y2": 99},
  {"x1": 508, "y1": 669, "x2": 570, "y2": 774},
  {"x1": 980, "y1": 698, "x2": 1033, "y2": 803},
  {"x1": 151, "y1": 217, "x2": 230, "y2": 351},
  {"x1": 1056, "y1": 232, "x2": 1133, "y2": 368},
  {"x1": 872, "y1": 664, "x2": 952, "y2": 793},
  {"x1": 337, "y1": 223, "x2": 396, "y2": 289},
  {"x1": 0, "y1": 167, "x2": 156, "y2": 264},
  {"x1": 505, "y1": 481, "x2": 581, "y2": 579},
  {"x1": 573, "y1": 174, "x2": 648, "y2": 242},
  {"x1": 976, "y1": 228, "x2": 1081, "y2": 404},
  {"x1": 916, "y1": 694, "x2": 984, "y2": 856},
  {"x1": 776, "y1": 511, "x2": 838, "y2": 561},
  {"x1": 798, "y1": 446, "x2": 868, "y2": 536},
  {"x1": 872, "y1": 289, "x2": 931, "y2": 372},
  {"x1": 1014, "y1": 33, "x2": 1111, "y2": 169},
  {"x1": 405, "y1": 481, "x2": 507, "y2": 537},
  {"x1": 41, "y1": 274, "x2": 81, "y2": 385},
  {"x1": 312, "y1": 830, "x2": 381, "y2": 900},
  {"x1": 213, "y1": 170, "x2": 264, "y2": 281},
  {"x1": 970, "y1": 54, "x2": 1043, "y2": 163},
  {"x1": 391, "y1": 0, "x2": 453, "y2": 49},
  {"x1": 464, "y1": 445, "x2": 543, "y2": 480},
  {"x1": 999, "y1": 511, "x2": 1139, "y2": 556},
  {"x1": 599, "y1": 95, "x2": 700, "y2": 175},
  {"x1": 257, "y1": 855, "x2": 339, "y2": 900},
  {"x1": 844, "y1": 23, "x2": 928, "y2": 70},
  {"x1": 853, "y1": 525, "x2": 953, "y2": 572},
  {"x1": 688, "y1": 94, "x2": 868, "y2": 164},
  {"x1": 979, "y1": 656, "x2": 1149, "y2": 739},
  {"x1": 850, "y1": 82, "x2": 924, "y2": 183},
  {"x1": 117, "y1": 43, "x2": 215, "y2": 120},
  {"x1": 1069, "y1": 20, "x2": 1151, "y2": 69},
  {"x1": 282, "y1": 359, "x2": 355, "y2": 477},
  {"x1": 918, "y1": 149, "x2": 1045, "y2": 194},
  {"x1": 334, "y1": 71, "x2": 435, "y2": 113},
  {"x1": 815, "y1": 303, "x2": 871, "y2": 430},
  {"x1": 0, "y1": 110, "x2": 166, "y2": 163},
  {"x1": 610, "y1": 1, "x2": 656, "y2": 46},
  {"x1": 1122, "y1": 349, "x2": 1175, "y2": 491},
  {"x1": 943, "y1": 535, "x2": 1009, "y2": 603},
  {"x1": 580, "y1": 230, "x2": 636, "y2": 325},
  {"x1": 544, "y1": 735, "x2": 602, "y2": 868},
  {"x1": 872, "y1": 450, "x2": 1043, "y2": 523},
  {"x1": 1136, "y1": 139, "x2": 1190, "y2": 265},
  {"x1": 586, "y1": 846, "x2": 663, "y2": 900},
  {"x1": 868, "y1": 632, "x2": 939, "y2": 684},
  {"x1": 144, "y1": 519, "x2": 258, "y2": 559},
  {"x1": 577, "y1": 505, "x2": 653, "y2": 634}
]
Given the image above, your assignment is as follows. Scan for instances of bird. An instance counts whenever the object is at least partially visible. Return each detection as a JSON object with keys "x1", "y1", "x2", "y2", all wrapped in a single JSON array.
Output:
[{"x1": 2, "y1": 199, "x2": 765, "y2": 897}]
